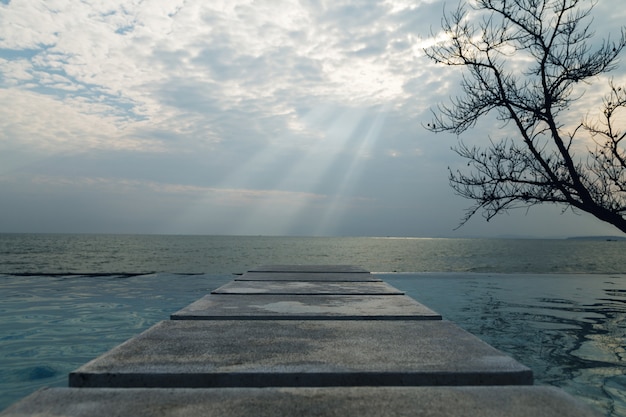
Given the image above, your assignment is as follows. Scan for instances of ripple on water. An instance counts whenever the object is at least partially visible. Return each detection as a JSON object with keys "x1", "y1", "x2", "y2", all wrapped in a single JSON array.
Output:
[{"x1": 384, "y1": 273, "x2": 626, "y2": 417}]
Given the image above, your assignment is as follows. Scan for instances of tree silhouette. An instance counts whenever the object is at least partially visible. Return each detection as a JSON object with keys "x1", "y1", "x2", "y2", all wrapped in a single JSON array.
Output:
[{"x1": 425, "y1": 0, "x2": 626, "y2": 233}]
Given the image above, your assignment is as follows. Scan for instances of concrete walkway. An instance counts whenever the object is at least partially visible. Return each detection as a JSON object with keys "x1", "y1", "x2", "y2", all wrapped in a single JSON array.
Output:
[{"x1": 1, "y1": 265, "x2": 601, "y2": 416}]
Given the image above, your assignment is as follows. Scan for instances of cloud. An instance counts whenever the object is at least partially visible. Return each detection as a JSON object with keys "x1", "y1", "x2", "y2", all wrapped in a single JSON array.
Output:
[
  {"x1": 1, "y1": 0, "x2": 434, "y2": 152},
  {"x1": 0, "y1": 0, "x2": 624, "y2": 237}
]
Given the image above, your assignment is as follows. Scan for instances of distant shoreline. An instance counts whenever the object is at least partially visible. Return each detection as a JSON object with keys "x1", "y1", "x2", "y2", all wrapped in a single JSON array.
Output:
[{"x1": 567, "y1": 235, "x2": 626, "y2": 241}]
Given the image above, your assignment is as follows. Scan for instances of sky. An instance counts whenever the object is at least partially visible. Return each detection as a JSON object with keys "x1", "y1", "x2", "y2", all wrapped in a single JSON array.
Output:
[{"x1": 1, "y1": 0, "x2": 625, "y2": 238}]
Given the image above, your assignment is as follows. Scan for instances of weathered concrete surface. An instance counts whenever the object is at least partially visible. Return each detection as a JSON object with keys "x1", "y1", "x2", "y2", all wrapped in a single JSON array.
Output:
[
  {"x1": 237, "y1": 272, "x2": 381, "y2": 282},
  {"x1": 212, "y1": 280, "x2": 404, "y2": 295},
  {"x1": 1, "y1": 386, "x2": 602, "y2": 417},
  {"x1": 69, "y1": 320, "x2": 532, "y2": 388},
  {"x1": 170, "y1": 294, "x2": 441, "y2": 320},
  {"x1": 248, "y1": 265, "x2": 369, "y2": 273}
]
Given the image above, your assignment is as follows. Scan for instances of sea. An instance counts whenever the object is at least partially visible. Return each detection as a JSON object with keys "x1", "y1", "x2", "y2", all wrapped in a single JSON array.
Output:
[{"x1": 1, "y1": 234, "x2": 625, "y2": 416}]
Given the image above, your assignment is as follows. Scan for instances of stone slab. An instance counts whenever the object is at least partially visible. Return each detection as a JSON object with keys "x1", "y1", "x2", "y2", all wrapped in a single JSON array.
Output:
[
  {"x1": 1, "y1": 386, "x2": 601, "y2": 417},
  {"x1": 170, "y1": 294, "x2": 441, "y2": 320},
  {"x1": 212, "y1": 280, "x2": 404, "y2": 295},
  {"x1": 69, "y1": 320, "x2": 532, "y2": 388},
  {"x1": 248, "y1": 265, "x2": 370, "y2": 273},
  {"x1": 237, "y1": 272, "x2": 381, "y2": 282}
]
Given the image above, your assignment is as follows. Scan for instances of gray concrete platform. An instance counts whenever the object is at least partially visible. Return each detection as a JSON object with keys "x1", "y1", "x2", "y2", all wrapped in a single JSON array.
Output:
[
  {"x1": 248, "y1": 265, "x2": 369, "y2": 273},
  {"x1": 212, "y1": 280, "x2": 404, "y2": 295},
  {"x1": 1, "y1": 386, "x2": 601, "y2": 417},
  {"x1": 69, "y1": 320, "x2": 532, "y2": 388},
  {"x1": 170, "y1": 294, "x2": 441, "y2": 320},
  {"x1": 237, "y1": 272, "x2": 381, "y2": 281}
]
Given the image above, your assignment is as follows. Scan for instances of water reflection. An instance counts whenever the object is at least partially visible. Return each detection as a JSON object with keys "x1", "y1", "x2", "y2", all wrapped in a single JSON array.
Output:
[{"x1": 384, "y1": 273, "x2": 626, "y2": 417}]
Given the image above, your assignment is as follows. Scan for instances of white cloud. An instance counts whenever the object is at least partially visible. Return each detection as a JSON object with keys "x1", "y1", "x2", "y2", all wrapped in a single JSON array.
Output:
[
  {"x1": 0, "y1": 0, "x2": 624, "y2": 236},
  {"x1": 1, "y1": 0, "x2": 434, "y2": 153},
  {"x1": 0, "y1": 89, "x2": 166, "y2": 154}
]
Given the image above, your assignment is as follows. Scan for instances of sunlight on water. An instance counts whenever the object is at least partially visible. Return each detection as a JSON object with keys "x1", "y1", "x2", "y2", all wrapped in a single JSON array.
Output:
[{"x1": 2, "y1": 234, "x2": 626, "y2": 275}]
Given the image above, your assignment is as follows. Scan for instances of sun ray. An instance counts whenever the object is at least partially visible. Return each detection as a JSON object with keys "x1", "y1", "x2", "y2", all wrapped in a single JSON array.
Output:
[{"x1": 311, "y1": 104, "x2": 389, "y2": 235}]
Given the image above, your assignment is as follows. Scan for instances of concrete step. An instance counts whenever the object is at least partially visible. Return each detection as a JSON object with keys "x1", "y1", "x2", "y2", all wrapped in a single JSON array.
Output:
[
  {"x1": 236, "y1": 271, "x2": 381, "y2": 281},
  {"x1": 212, "y1": 280, "x2": 404, "y2": 295},
  {"x1": 171, "y1": 294, "x2": 442, "y2": 320},
  {"x1": 248, "y1": 265, "x2": 370, "y2": 273},
  {"x1": 68, "y1": 319, "x2": 531, "y2": 388},
  {"x1": 1, "y1": 386, "x2": 601, "y2": 417}
]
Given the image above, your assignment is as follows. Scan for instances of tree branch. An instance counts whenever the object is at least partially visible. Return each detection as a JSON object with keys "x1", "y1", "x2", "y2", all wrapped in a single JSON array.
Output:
[{"x1": 425, "y1": 0, "x2": 626, "y2": 233}]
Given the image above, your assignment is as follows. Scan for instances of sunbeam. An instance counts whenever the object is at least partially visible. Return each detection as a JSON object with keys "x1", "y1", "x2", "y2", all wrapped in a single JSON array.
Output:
[
  {"x1": 311, "y1": 104, "x2": 389, "y2": 235},
  {"x1": 162, "y1": 102, "x2": 390, "y2": 236},
  {"x1": 228, "y1": 104, "x2": 371, "y2": 235}
]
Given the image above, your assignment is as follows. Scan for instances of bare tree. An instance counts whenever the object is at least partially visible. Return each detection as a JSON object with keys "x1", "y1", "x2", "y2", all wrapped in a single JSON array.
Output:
[{"x1": 425, "y1": 0, "x2": 626, "y2": 233}]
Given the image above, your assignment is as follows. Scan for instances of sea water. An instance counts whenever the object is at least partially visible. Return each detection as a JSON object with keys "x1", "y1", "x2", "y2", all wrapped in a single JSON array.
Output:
[{"x1": 0, "y1": 234, "x2": 625, "y2": 416}]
